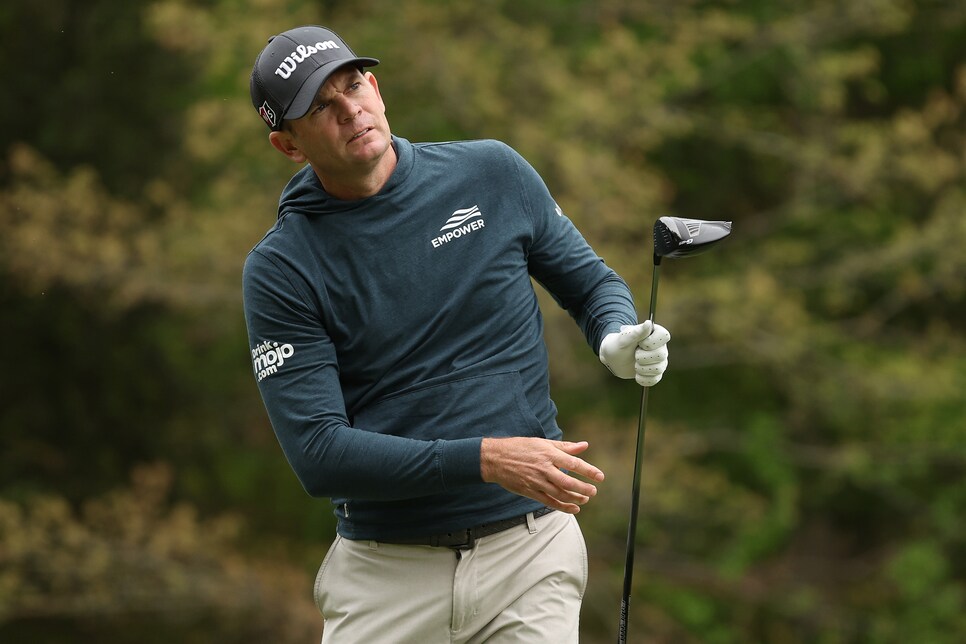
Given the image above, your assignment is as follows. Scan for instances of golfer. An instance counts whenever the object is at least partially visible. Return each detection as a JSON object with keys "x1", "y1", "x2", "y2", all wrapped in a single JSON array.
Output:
[{"x1": 243, "y1": 25, "x2": 671, "y2": 643}]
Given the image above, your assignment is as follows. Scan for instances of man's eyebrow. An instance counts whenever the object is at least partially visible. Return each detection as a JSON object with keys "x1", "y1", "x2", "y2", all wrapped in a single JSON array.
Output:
[
  {"x1": 309, "y1": 85, "x2": 331, "y2": 110},
  {"x1": 309, "y1": 70, "x2": 361, "y2": 110}
]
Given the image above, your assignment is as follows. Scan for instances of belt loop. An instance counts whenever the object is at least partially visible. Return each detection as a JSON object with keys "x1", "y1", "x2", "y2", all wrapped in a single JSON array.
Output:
[
  {"x1": 526, "y1": 512, "x2": 537, "y2": 535},
  {"x1": 368, "y1": 540, "x2": 378, "y2": 550}
]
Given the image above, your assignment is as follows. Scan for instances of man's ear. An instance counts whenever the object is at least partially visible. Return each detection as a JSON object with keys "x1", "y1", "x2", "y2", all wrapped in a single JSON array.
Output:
[
  {"x1": 364, "y1": 71, "x2": 386, "y2": 113},
  {"x1": 269, "y1": 129, "x2": 307, "y2": 164}
]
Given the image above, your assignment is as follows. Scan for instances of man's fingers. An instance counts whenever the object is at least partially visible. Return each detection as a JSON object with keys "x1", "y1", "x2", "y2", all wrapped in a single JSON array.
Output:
[
  {"x1": 555, "y1": 440, "x2": 590, "y2": 454},
  {"x1": 523, "y1": 455, "x2": 601, "y2": 514},
  {"x1": 635, "y1": 371, "x2": 664, "y2": 387},
  {"x1": 635, "y1": 336, "x2": 669, "y2": 388},
  {"x1": 480, "y1": 436, "x2": 606, "y2": 512},
  {"x1": 614, "y1": 321, "x2": 654, "y2": 349},
  {"x1": 638, "y1": 323, "x2": 670, "y2": 351},
  {"x1": 542, "y1": 497, "x2": 582, "y2": 514},
  {"x1": 635, "y1": 344, "x2": 668, "y2": 365},
  {"x1": 553, "y1": 441, "x2": 605, "y2": 482},
  {"x1": 533, "y1": 487, "x2": 587, "y2": 515},
  {"x1": 548, "y1": 467, "x2": 598, "y2": 498}
]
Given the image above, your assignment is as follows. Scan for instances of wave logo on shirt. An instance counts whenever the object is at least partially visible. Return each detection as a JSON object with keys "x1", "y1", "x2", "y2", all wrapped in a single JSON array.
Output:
[
  {"x1": 252, "y1": 340, "x2": 295, "y2": 382},
  {"x1": 431, "y1": 205, "x2": 486, "y2": 248}
]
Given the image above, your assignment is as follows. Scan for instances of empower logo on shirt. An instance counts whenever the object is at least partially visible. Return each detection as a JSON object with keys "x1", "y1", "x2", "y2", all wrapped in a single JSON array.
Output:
[{"x1": 431, "y1": 205, "x2": 486, "y2": 248}]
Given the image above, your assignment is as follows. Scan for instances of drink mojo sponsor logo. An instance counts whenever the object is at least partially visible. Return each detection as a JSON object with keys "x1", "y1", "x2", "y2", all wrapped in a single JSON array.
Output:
[
  {"x1": 252, "y1": 340, "x2": 295, "y2": 382},
  {"x1": 431, "y1": 205, "x2": 485, "y2": 248},
  {"x1": 274, "y1": 41, "x2": 341, "y2": 80}
]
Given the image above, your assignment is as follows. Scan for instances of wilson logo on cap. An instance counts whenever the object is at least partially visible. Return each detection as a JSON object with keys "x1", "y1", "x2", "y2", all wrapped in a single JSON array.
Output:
[{"x1": 274, "y1": 41, "x2": 341, "y2": 79}]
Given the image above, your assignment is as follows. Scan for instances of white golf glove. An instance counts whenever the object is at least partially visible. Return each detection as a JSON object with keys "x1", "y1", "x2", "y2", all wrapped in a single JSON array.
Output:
[{"x1": 599, "y1": 321, "x2": 671, "y2": 387}]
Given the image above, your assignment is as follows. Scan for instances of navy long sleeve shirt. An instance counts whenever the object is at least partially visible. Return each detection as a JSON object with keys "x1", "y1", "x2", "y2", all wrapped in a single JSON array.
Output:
[{"x1": 243, "y1": 137, "x2": 637, "y2": 540}]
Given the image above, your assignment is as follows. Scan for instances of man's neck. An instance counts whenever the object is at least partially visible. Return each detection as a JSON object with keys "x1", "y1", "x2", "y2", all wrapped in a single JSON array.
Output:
[{"x1": 313, "y1": 144, "x2": 398, "y2": 201}]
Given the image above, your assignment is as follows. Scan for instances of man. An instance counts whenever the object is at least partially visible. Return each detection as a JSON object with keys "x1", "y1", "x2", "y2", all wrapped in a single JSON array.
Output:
[{"x1": 244, "y1": 25, "x2": 671, "y2": 643}]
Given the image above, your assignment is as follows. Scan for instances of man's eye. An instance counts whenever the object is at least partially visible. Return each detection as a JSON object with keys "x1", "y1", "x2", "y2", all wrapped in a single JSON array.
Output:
[
  {"x1": 348, "y1": 82, "x2": 362, "y2": 92},
  {"x1": 313, "y1": 103, "x2": 328, "y2": 113}
]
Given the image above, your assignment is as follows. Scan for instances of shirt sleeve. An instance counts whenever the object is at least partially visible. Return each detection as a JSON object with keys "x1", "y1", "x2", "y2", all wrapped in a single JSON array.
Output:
[
  {"x1": 508, "y1": 149, "x2": 639, "y2": 352},
  {"x1": 242, "y1": 249, "x2": 483, "y2": 500}
]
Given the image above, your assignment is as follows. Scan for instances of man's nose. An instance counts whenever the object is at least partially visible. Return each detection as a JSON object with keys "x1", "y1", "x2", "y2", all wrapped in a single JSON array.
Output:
[{"x1": 334, "y1": 95, "x2": 360, "y2": 122}]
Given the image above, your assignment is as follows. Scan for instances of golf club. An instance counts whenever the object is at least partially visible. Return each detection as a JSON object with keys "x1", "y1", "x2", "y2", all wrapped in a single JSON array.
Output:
[{"x1": 618, "y1": 216, "x2": 732, "y2": 644}]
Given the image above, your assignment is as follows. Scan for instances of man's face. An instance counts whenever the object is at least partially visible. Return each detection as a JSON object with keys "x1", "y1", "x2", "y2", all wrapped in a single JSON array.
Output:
[{"x1": 278, "y1": 66, "x2": 392, "y2": 184}]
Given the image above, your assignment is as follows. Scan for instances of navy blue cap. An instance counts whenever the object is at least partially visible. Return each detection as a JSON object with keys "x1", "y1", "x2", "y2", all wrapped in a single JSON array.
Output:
[{"x1": 250, "y1": 26, "x2": 379, "y2": 131}]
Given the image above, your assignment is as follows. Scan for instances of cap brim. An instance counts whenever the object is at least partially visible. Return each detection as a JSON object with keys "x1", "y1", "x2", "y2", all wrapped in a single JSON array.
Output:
[{"x1": 283, "y1": 57, "x2": 380, "y2": 122}]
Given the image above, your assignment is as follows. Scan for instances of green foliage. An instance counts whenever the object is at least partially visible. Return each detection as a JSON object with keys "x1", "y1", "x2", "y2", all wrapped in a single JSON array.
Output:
[
  {"x1": 1, "y1": 0, "x2": 964, "y2": 641},
  {"x1": 0, "y1": 464, "x2": 321, "y2": 642},
  {"x1": 0, "y1": 1, "x2": 196, "y2": 198}
]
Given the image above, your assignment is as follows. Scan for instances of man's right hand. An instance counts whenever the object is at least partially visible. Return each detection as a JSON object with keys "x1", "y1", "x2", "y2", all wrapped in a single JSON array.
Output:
[{"x1": 479, "y1": 437, "x2": 605, "y2": 514}]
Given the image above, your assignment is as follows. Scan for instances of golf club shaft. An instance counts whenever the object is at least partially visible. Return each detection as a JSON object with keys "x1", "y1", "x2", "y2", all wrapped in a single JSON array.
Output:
[{"x1": 618, "y1": 259, "x2": 661, "y2": 644}]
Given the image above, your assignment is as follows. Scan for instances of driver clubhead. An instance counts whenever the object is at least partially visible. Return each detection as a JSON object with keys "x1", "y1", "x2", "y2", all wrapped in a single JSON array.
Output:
[{"x1": 654, "y1": 216, "x2": 732, "y2": 259}]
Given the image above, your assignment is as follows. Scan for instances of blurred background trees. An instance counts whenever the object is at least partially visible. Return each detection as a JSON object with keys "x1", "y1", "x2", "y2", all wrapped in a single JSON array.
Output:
[{"x1": 1, "y1": 0, "x2": 964, "y2": 641}]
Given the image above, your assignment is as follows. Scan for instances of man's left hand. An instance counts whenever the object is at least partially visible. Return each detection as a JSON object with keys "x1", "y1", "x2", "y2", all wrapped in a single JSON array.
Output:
[{"x1": 598, "y1": 321, "x2": 671, "y2": 387}]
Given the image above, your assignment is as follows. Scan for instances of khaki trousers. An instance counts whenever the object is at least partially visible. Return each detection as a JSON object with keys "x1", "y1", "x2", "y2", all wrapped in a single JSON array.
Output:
[{"x1": 314, "y1": 510, "x2": 587, "y2": 643}]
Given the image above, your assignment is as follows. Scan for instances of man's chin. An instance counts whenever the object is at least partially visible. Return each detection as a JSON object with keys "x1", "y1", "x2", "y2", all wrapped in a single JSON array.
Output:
[{"x1": 348, "y1": 133, "x2": 391, "y2": 162}]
